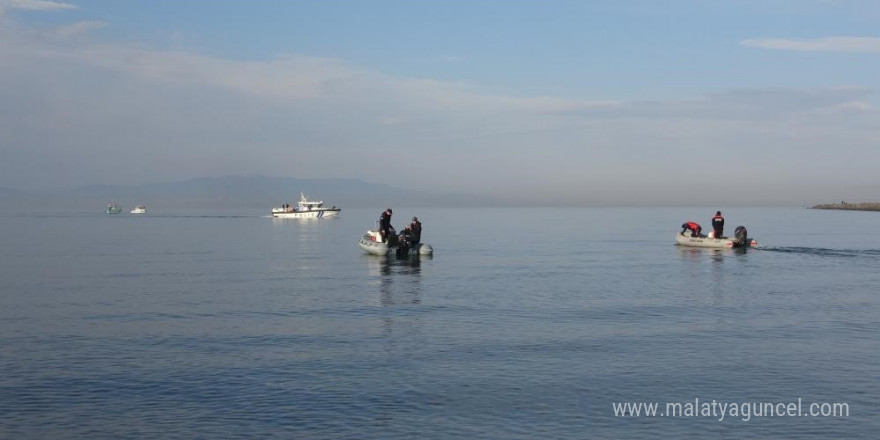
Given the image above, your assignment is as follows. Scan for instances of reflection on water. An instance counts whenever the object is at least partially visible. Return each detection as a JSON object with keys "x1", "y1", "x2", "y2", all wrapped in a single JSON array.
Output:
[
  {"x1": 677, "y1": 246, "x2": 750, "y2": 261},
  {"x1": 362, "y1": 254, "x2": 427, "y2": 364},
  {"x1": 676, "y1": 246, "x2": 753, "y2": 300},
  {"x1": 366, "y1": 254, "x2": 423, "y2": 306}
]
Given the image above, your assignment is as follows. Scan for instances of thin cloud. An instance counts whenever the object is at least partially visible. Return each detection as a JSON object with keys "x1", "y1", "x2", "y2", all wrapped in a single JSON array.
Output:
[
  {"x1": 53, "y1": 20, "x2": 106, "y2": 37},
  {"x1": 433, "y1": 55, "x2": 464, "y2": 63},
  {"x1": 414, "y1": 55, "x2": 464, "y2": 64},
  {"x1": 0, "y1": 0, "x2": 75, "y2": 11},
  {"x1": 741, "y1": 36, "x2": 880, "y2": 53},
  {"x1": 827, "y1": 101, "x2": 876, "y2": 113},
  {"x1": 52, "y1": 41, "x2": 616, "y2": 118}
]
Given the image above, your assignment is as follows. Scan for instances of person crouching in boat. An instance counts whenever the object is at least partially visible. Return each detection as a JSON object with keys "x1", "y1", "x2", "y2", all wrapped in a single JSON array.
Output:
[{"x1": 680, "y1": 222, "x2": 702, "y2": 237}]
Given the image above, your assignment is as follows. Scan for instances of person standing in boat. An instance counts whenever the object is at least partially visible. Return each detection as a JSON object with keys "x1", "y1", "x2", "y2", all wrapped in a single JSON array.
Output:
[
  {"x1": 379, "y1": 208, "x2": 393, "y2": 243},
  {"x1": 409, "y1": 217, "x2": 422, "y2": 245},
  {"x1": 680, "y1": 221, "x2": 702, "y2": 237},
  {"x1": 711, "y1": 211, "x2": 725, "y2": 238}
]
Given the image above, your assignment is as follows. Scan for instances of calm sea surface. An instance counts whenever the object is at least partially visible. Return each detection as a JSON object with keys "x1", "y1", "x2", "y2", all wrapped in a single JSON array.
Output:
[{"x1": 1, "y1": 207, "x2": 878, "y2": 439}]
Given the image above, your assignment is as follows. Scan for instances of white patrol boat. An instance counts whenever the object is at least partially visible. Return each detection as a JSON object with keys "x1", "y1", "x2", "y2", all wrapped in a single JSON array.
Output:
[
  {"x1": 675, "y1": 225, "x2": 758, "y2": 249},
  {"x1": 272, "y1": 193, "x2": 341, "y2": 219},
  {"x1": 358, "y1": 227, "x2": 433, "y2": 256},
  {"x1": 130, "y1": 205, "x2": 147, "y2": 214}
]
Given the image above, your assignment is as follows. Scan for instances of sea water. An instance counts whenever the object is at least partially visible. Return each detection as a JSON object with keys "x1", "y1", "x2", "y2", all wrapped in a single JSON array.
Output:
[{"x1": 1, "y1": 207, "x2": 878, "y2": 439}]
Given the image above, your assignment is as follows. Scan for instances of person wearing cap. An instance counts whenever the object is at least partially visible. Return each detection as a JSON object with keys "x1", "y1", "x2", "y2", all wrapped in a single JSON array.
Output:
[
  {"x1": 379, "y1": 208, "x2": 393, "y2": 243},
  {"x1": 409, "y1": 217, "x2": 422, "y2": 245},
  {"x1": 711, "y1": 211, "x2": 725, "y2": 239}
]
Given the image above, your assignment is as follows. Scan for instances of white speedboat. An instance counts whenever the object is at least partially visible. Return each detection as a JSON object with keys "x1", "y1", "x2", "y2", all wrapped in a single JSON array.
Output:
[
  {"x1": 675, "y1": 226, "x2": 757, "y2": 249},
  {"x1": 272, "y1": 193, "x2": 340, "y2": 218},
  {"x1": 358, "y1": 227, "x2": 433, "y2": 256},
  {"x1": 130, "y1": 205, "x2": 147, "y2": 214}
]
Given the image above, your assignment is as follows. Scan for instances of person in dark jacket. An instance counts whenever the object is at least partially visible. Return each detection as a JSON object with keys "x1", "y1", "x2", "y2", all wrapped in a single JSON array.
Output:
[
  {"x1": 680, "y1": 221, "x2": 702, "y2": 237},
  {"x1": 379, "y1": 208, "x2": 393, "y2": 243},
  {"x1": 711, "y1": 211, "x2": 725, "y2": 238},
  {"x1": 409, "y1": 217, "x2": 422, "y2": 244}
]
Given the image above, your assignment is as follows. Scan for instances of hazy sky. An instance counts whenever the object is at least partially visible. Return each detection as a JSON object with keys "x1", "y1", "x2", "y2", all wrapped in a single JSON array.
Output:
[{"x1": 2, "y1": 0, "x2": 879, "y2": 205}]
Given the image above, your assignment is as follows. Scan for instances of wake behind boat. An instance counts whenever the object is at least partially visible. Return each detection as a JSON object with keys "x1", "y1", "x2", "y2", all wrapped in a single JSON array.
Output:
[{"x1": 272, "y1": 193, "x2": 340, "y2": 219}]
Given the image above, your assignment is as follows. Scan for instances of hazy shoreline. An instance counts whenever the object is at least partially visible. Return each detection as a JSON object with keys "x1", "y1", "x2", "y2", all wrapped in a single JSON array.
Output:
[{"x1": 811, "y1": 202, "x2": 880, "y2": 212}]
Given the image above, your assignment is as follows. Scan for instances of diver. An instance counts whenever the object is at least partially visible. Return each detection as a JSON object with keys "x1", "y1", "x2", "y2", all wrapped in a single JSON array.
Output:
[
  {"x1": 398, "y1": 225, "x2": 413, "y2": 242},
  {"x1": 680, "y1": 221, "x2": 702, "y2": 237},
  {"x1": 711, "y1": 211, "x2": 725, "y2": 238},
  {"x1": 397, "y1": 225, "x2": 413, "y2": 255},
  {"x1": 378, "y1": 208, "x2": 393, "y2": 243}
]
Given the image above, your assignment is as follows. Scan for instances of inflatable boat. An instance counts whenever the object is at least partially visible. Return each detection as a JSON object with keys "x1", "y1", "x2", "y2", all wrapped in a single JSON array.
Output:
[
  {"x1": 358, "y1": 228, "x2": 433, "y2": 256},
  {"x1": 675, "y1": 225, "x2": 758, "y2": 249}
]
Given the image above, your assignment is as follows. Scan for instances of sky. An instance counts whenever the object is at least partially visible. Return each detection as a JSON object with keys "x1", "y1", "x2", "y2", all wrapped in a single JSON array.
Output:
[{"x1": 1, "y1": 0, "x2": 879, "y2": 205}]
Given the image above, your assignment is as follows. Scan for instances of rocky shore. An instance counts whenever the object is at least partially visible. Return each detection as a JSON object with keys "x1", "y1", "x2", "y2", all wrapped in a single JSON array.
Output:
[{"x1": 811, "y1": 202, "x2": 880, "y2": 211}]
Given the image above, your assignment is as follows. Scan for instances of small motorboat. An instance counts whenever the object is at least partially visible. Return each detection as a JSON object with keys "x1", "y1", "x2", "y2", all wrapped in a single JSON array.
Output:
[
  {"x1": 130, "y1": 205, "x2": 147, "y2": 214},
  {"x1": 675, "y1": 225, "x2": 757, "y2": 249},
  {"x1": 272, "y1": 193, "x2": 340, "y2": 219},
  {"x1": 105, "y1": 203, "x2": 122, "y2": 214},
  {"x1": 358, "y1": 227, "x2": 433, "y2": 256}
]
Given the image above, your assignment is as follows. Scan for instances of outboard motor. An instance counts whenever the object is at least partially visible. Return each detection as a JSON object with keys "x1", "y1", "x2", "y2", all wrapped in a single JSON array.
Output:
[{"x1": 734, "y1": 226, "x2": 748, "y2": 246}]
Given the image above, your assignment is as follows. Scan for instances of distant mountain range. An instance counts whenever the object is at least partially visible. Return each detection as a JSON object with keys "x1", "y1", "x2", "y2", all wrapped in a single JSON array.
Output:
[{"x1": 0, "y1": 176, "x2": 499, "y2": 211}]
